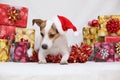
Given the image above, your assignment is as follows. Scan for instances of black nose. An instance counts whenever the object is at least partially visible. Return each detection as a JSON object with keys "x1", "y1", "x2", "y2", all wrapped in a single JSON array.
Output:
[{"x1": 42, "y1": 44, "x2": 48, "y2": 49}]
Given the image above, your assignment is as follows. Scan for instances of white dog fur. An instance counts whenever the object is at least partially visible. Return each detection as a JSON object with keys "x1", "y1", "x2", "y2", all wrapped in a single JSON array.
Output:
[{"x1": 32, "y1": 19, "x2": 70, "y2": 64}]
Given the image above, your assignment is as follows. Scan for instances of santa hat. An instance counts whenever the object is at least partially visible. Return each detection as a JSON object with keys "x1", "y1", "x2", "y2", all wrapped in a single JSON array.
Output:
[{"x1": 51, "y1": 15, "x2": 79, "y2": 36}]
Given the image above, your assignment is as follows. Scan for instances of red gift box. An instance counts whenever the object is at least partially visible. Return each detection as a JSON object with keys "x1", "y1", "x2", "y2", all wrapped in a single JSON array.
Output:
[
  {"x1": 0, "y1": 25, "x2": 15, "y2": 40},
  {"x1": 0, "y1": 3, "x2": 28, "y2": 28},
  {"x1": 105, "y1": 36, "x2": 120, "y2": 43}
]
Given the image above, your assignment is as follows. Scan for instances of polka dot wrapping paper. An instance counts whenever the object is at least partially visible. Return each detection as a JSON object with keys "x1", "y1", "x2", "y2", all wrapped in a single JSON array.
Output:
[
  {"x1": 0, "y1": 3, "x2": 28, "y2": 28},
  {"x1": 0, "y1": 25, "x2": 15, "y2": 41}
]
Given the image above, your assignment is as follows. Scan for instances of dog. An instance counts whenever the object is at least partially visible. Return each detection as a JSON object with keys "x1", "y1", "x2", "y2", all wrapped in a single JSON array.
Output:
[{"x1": 32, "y1": 15, "x2": 78, "y2": 64}]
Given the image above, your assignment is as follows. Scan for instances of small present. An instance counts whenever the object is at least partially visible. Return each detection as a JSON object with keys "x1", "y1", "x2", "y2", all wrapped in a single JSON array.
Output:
[
  {"x1": 0, "y1": 25, "x2": 15, "y2": 41},
  {"x1": 15, "y1": 28, "x2": 35, "y2": 52},
  {"x1": 13, "y1": 39, "x2": 30, "y2": 62},
  {"x1": 98, "y1": 15, "x2": 120, "y2": 36},
  {"x1": 0, "y1": 3, "x2": 28, "y2": 27},
  {"x1": 83, "y1": 27, "x2": 99, "y2": 47},
  {"x1": 115, "y1": 42, "x2": 120, "y2": 61},
  {"x1": 0, "y1": 39, "x2": 11, "y2": 62},
  {"x1": 105, "y1": 36, "x2": 120, "y2": 43},
  {"x1": 94, "y1": 42, "x2": 115, "y2": 62}
]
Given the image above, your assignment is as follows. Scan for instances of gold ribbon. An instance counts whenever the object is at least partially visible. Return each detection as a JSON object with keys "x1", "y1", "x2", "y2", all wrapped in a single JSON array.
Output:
[{"x1": 8, "y1": 7, "x2": 21, "y2": 23}]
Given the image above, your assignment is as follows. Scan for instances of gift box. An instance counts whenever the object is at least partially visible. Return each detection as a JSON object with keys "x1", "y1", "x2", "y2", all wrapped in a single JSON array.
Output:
[
  {"x1": 0, "y1": 25, "x2": 15, "y2": 41},
  {"x1": 0, "y1": 3, "x2": 28, "y2": 28},
  {"x1": 15, "y1": 28, "x2": 35, "y2": 52},
  {"x1": 115, "y1": 42, "x2": 120, "y2": 61},
  {"x1": 94, "y1": 42, "x2": 115, "y2": 62},
  {"x1": 83, "y1": 27, "x2": 99, "y2": 47},
  {"x1": 98, "y1": 15, "x2": 120, "y2": 36},
  {"x1": 13, "y1": 40, "x2": 30, "y2": 62},
  {"x1": 105, "y1": 36, "x2": 120, "y2": 43},
  {"x1": 0, "y1": 39, "x2": 11, "y2": 62}
]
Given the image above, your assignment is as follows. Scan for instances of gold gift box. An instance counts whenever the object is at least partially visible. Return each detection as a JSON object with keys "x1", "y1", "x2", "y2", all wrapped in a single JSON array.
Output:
[
  {"x1": 98, "y1": 15, "x2": 120, "y2": 36},
  {"x1": 83, "y1": 27, "x2": 99, "y2": 47},
  {"x1": 0, "y1": 39, "x2": 10, "y2": 62},
  {"x1": 15, "y1": 28, "x2": 35, "y2": 52}
]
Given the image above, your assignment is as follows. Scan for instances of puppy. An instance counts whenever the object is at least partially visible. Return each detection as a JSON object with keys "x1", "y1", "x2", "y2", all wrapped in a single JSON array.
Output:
[{"x1": 32, "y1": 15, "x2": 78, "y2": 64}]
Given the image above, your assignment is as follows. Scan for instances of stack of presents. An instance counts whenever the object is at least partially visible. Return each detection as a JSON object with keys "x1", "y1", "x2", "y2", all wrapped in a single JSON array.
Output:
[
  {"x1": 83, "y1": 15, "x2": 120, "y2": 62},
  {"x1": 0, "y1": 3, "x2": 120, "y2": 63},
  {"x1": 0, "y1": 3, "x2": 37, "y2": 62}
]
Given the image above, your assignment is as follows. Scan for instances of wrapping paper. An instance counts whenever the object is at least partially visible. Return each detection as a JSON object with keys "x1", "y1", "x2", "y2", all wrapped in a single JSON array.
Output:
[
  {"x1": 0, "y1": 39, "x2": 10, "y2": 62},
  {"x1": 115, "y1": 42, "x2": 120, "y2": 61},
  {"x1": 0, "y1": 3, "x2": 28, "y2": 28},
  {"x1": 15, "y1": 28, "x2": 35, "y2": 52},
  {"x1": 94, "y1": 42, "x2": 115, "y2": 62},
  {"x1": 98, "y1": 15, "x2": 120, "y2": 36},
  {"x1": 0, "y1": 25, "x2": 15, "y2": 41},
  {"x1": 105, "y1": 36, "x2": 120, "y2": 43},
  {"x1": 13, "y1": 41, "x2": 30, "y2": 62},
  {"x1": 83, "y1": 27, "x2": 99, "y2": 47}
]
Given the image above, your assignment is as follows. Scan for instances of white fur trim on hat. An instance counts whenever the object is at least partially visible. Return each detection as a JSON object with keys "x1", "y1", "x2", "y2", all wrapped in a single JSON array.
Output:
[{"x1": 74, "y1": 31, "x2": 79, "y2": 36}]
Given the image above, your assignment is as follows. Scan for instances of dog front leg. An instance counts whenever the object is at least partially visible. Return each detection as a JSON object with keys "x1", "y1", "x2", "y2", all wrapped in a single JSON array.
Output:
[
  {"x1": 60, "y1": 50, "x2": 69, "y2": 64},
  {"x1": 38, "y1": 49, "x2": 47, "y2": 64}
]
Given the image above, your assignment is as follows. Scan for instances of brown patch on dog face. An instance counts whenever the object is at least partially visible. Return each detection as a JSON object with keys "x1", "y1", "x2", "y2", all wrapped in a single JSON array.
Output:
[
  {"x1": 48, "y1": 23, "x2": 60, "y2": 42},
  {"x1": 32, "y1": 19, "x2": 46, "y2": 30},
  {"x1": 40, "y1": 29, "x2": 45, "y2": 37}
]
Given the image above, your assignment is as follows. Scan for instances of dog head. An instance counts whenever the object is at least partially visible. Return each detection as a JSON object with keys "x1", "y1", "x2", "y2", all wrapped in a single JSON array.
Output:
[{"x1": 32, "y1": 19, "x2": 60, "y2": 50}]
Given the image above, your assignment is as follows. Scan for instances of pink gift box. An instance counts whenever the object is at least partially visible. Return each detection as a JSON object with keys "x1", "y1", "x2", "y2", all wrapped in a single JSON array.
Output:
[
  {"x1": 13, "y1": 41, "x2": 30, "y2": 62},
  {"x1": 94, "y1": 42, "x2": 115, "y2": 62},
  {"x1": 0, "y1": 3, "x2": 28, "y2": 28}
]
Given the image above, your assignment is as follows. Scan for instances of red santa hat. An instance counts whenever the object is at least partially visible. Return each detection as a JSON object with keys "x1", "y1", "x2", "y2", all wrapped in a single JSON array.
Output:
[{"x1": 51, "y1": 15, "x2": 79, "y2": 36}]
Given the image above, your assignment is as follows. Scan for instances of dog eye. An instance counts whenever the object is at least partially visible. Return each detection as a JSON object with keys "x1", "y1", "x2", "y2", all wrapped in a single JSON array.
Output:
[
  {"x1": 41, "y1": 33, "x2": 44, "y2": 37},
  {"x1": 49, "y1": 34, "x2": 55, "y2": 38}
]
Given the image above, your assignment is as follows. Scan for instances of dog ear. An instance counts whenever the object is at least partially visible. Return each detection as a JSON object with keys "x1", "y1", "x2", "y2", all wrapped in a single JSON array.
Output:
[
  {"x1": 32, "y1": 19, "x2": 44, "y2": 26},
  {"x1": 52, "y1": 23, "x2": 59, "y2": 33}
]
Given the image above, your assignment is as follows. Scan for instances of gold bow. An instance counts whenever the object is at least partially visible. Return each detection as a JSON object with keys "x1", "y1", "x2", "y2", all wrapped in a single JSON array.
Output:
[{"x1": 8, "y1": 7, "x2": 21, "y2": 23}]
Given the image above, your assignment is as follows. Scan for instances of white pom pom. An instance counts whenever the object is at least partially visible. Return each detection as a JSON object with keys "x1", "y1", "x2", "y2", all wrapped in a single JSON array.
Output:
[
  {"x1": 74, "y1": 31, "x2": 79, "y2": 36},
  {"x1": 27, "y1": 48, "x2": 33, "y2": 57}
]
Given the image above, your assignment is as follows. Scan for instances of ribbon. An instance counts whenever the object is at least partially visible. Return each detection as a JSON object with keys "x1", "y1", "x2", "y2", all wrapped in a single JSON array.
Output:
[{"x1": 7, "y1": 7, "x2": 21, "y2": 23}]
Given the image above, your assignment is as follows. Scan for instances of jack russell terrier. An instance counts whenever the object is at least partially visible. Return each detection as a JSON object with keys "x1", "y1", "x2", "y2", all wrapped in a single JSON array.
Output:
[{"x1": 32, "y1": 15, "x2": 78, "y2": 64}]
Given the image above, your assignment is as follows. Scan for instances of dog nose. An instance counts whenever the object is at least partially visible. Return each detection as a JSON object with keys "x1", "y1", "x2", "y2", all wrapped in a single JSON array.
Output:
[{"x1": 42, "y1": 44, "x2": 48, "y2": 49}]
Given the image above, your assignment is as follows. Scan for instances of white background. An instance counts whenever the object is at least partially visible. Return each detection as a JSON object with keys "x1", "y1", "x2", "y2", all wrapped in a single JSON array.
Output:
[{"x1": 1, "y1": 0, "x2": 120, "y2": 46}]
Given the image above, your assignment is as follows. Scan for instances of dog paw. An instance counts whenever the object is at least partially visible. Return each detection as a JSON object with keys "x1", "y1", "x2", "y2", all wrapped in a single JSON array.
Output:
[
  {"x1": 38, "y1": 60, "x2": 47, "y2": 64},
  {"x1": 60, "y1": 60, "x2": 68, "y2": 65}
]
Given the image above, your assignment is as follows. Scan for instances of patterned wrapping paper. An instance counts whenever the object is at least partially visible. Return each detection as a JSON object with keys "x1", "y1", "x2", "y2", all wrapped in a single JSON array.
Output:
[
  {"x1": 0, "y1": 25, "x2": 15, "y2": 41},
  {"x1": 15, "y1": 28, "x2": 35, "y2": 52},
  {"x1": 0, "y1": 39, "x2": 11, "y2": 62},
  {"x1": 0, "y1": 3, "x2": 28, "y2": 28},
  {"x1": 115, "y1": 42, "x2": 120, "y2": 61},
  {"x1": 13, "y1": 42, "x2": 30, "y2": 62},
  {"x1": 94, "y1": 42, "x2": 115, "y2": 62},
  {"x1": 98, "y1": 15, "x2": 120, "y2": 36},
  {"x1": 82, "y1": 27, "x2": 99, "y2": 47}
]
